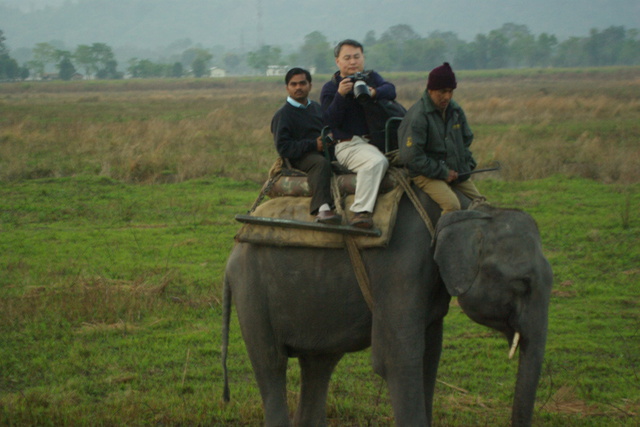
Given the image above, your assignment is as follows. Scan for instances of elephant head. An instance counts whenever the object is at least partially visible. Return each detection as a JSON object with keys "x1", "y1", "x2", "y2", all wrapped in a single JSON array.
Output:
[{"x1": 434, "y1": 204, "x2": 553, "y2": 426}]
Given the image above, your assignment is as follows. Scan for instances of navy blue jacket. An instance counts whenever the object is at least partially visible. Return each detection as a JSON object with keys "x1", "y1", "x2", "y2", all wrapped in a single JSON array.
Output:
[
  {"x1": 320, "y1": 70, "x2": 396, "y2": 141},
  {"x1": 271, "y1": 101, "x2": 323, "y2": 160}
]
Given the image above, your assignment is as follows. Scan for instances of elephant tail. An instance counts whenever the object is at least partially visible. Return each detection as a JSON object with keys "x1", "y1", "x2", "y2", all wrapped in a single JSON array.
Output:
[{"x1": 221, "y1": 273, "x2": 232, "y2": 402}]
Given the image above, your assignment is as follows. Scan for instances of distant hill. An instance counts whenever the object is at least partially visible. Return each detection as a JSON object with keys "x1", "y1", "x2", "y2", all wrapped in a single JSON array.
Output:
[{"x1": 1, "y1": 0, "x2": 638, "y2": 54}]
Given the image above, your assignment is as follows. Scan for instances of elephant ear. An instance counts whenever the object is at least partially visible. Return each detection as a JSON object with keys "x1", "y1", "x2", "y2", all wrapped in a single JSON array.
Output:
[{"x1": 434, "y1": 210, "x2": 492, "y2": 296}]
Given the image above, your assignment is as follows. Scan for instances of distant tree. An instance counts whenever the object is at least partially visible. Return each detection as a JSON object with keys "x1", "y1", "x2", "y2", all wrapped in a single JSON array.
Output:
[
  {"x1": 486, "y1": 30, "x2": 510, "y2": 68},
  {"x1": 499, "y1": 24, "x2": 535, "y2": 67},
  {"x1": 297, "y1": 31, "x2": 332, "y2": 73},
  {"x1": 74, "y1": 44, "x2": 95, "y2": 77},
  {"x1": 96, "y1": 59, "x2": 120, "y2": 79},
  {"x1": 553, "y1": 36, "x2": 587, "y2": 67},
  {"x1": 181, "y1": 48, "x2": 198, "y2": 67},
  {"x1": 57, "y1": 51, "x2": 76, "y2": 80},
  {"x1": 366, "y1": 42, "x2": 397, "y2": 71},
  {"x1": 496, "y1": 23, "x2": 532, "y2": 42},
  {"x1": 379, "y1": 24, "x2": 421, "y2": 43},
  {"x1": 404, "y1": 38, "x2": 447, "y2": 71},
  {"x1": 532, "y1": 33, "x2": 557, "y2": 67},
  {"x1": 0, "y1": 29, "x2": 21, "y2": 80},
  {"x1": 19, "y1": 65, "x2": 29, "y2": 80},
  {"x1": 169, "y1": 62, "x2": 183, "y2": 78},
  {"x1": 181, "y1": 48, "x2": 212, "y2": 77},
  {"x1": 454, "y1": 42, "x2": 479, "y2": 70},
  {"x1": 0, "y1": 54, "x2": 19, "y2": 80},
  {"x1": 286, "y1": 52, "x2": 300, "y2": 68},
  {"x1": 73, "y1": 43, "x2": 119, "y2": 79},
  {"x1": 223, "y1": 53, "x2": 241, "y2": 73},
  {"x1": 363, "y1": 31, "x2": 377, "y2": 47},
  {"x1": 247, "y1": 45, "x2": 282, "y2": 72},
  {"x1": 29, "y1": 42, "x2": 57, "y2": 77},
  {"x1": 551, "y1": 27, "x2": 639, "y2": 67},
  {"x1": 586, "y1": 26, "x2": 626, "y2": 66},
  {"x1": 466, "y1": 34, "x2": 490, "y2": 69},
  {"x1": 619, "y1": 28, "x2": 640, "y2": 65},
  {"x1": 91, "y1": 43, "x2": 119, "y2": 79},
  {"x1": 192, "y1": 57, "x2": 208, "y2": 77},
  {"x1": 427, "y1": 31, "x2": 464, "y2": 59},
  {"x1": 466, "y1": 31, "x2": 510, "y2": 69},
  {"x1": 0, "y1": 29, "x2": 7, "y2": 55},
  {"x1": 127, "y1": 58, "x2": 167, "y2": 78}
]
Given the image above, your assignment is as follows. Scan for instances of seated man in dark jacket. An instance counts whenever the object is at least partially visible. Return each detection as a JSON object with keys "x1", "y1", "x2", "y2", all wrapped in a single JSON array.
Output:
[
  {"x1": 271, "y1": 67, "x2": 341, "y2": 224},
  {"x1": 398, "y1": 62, "x2": 484, "y2": 215}
]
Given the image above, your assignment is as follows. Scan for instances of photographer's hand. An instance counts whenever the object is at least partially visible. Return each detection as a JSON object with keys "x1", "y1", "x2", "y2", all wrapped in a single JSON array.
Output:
[
  {"x1": 369, "y1": 87, "x2": 377, "y2": 98},
  {"x1": 338, "y1": 78, "x2": 353, "y2": 96}
]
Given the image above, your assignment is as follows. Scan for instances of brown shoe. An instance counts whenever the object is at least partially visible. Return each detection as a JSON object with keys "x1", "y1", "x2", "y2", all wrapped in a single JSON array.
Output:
[
  {"x1": 350, "y1": 212, "x2": 373, "y2": 229},
  {"x1": 315, "y1": 210, "x2": 342, "y2": 225}
]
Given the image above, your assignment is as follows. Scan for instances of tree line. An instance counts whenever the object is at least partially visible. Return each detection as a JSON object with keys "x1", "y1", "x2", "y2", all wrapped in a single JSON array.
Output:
[{"x1": 1, "y1": 23, "x2": 639, "y2": 81}]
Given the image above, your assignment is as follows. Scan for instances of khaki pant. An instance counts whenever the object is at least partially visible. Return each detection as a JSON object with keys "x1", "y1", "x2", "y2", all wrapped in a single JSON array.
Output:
[
  {"x1": 413, "y1": 175, "x2": 483, "y2": 215},
  {"x1": 335, "y1": 135, "x2": 389, "y2": 213}
]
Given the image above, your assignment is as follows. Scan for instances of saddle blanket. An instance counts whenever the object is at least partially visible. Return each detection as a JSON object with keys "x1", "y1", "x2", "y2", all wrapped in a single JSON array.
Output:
[
  {"x1": 267, "y1": 172, "x2": 398, "y2": 198},
  {"x1": 235, "y1": 185, "x2": 405, "y2": 249}
]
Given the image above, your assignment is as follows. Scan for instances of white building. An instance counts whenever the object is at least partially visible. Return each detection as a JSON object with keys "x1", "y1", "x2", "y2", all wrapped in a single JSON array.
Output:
[
  {"x1": 266, "y1": 65, "x2": 288, "y2": 76},
  {"x1": 210, "y1": 67, "x2": 226, "y2": 78}
]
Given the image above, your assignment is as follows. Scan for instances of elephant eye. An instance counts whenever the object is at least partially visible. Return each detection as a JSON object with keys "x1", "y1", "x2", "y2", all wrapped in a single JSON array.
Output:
[
  {"x1": 510, "y1": 277, "x2": 531, "y2": 295},
  {"x1": 481, "y1": 262, "x2": 503, "y2": 281}
]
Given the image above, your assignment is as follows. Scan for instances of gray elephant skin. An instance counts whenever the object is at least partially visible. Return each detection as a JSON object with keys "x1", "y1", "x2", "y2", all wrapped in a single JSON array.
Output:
[{"x1": 222, "y1": 191, "x2": 553, "y2": 426}]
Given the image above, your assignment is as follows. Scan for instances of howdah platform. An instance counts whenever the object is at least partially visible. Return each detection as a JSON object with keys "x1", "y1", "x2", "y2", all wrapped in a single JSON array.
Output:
[{"x1": 235, "y1": 214, "x2": 382, "y2": 237}]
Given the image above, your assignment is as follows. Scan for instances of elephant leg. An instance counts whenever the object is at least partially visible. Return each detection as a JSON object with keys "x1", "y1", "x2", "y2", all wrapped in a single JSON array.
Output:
[
  {"x1": 236, "y1": 302, "x2": 290, "y2": 426},
  {"x1": 373, "y1": 321, "x2": 429, "y2": 425},
  {"x1": 423, "y1": 318, "x2": 444, "y2": 425},
  {"x1": 371, "y1": 292, "x2": 449, "y2": 425},
  {"x1": 294, "y1": 353, "x2": 343, "y2": 427},
  {"x1": 383, "y1": 362, "x2": 428, "y2": 426},
  {"x1": 245, "y1": 343, "x2": 290, "y2": 427}
]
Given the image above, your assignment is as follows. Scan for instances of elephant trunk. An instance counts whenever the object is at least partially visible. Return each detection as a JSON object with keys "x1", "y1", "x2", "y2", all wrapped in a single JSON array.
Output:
[{"x1": 510, "y1": 299, "x2": 549, "y2": 427}]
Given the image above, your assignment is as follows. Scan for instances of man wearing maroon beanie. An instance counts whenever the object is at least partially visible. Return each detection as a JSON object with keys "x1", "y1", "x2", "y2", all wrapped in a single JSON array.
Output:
[{"x1": 398, "y1": 62, "x2": 484, "y2": 216}]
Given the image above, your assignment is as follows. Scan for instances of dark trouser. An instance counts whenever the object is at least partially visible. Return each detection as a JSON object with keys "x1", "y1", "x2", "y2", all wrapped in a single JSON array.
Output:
[{"x1": 289, "y1": 152, "x2": 333, "y2": 214}]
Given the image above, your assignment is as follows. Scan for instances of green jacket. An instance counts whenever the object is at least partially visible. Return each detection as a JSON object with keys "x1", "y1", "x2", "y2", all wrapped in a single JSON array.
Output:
[{"x1": 398, "y1": 91, "x2": 476, "y2": 181}]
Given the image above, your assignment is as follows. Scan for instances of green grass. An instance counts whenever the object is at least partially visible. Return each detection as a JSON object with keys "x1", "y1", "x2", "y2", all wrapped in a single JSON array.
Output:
[
  {"x1": 1, "y1": 175, "x2": 638, "y2": 425},
  {"x1": 1, "y1": 68, "x2": 639, "y2": 424}
]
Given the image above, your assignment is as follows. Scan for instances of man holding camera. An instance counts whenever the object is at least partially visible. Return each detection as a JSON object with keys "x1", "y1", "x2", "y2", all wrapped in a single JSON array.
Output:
[
  {"x1": 320, "y1": 39, "x2": 393, "y2": 229},
  {"x1": 272, "y1": 67, "x2": 341, "y2": 225}
]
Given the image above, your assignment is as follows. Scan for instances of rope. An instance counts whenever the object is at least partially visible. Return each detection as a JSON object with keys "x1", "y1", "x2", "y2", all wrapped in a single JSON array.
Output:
[
  {"x1": 248, "y1": 172, "x2": 281, "y2": 213},
  {"x1": 248, "y1": 158, "x2": 284, "y2": 213},
  {"x1": 329, "y1": 170, "x2": 374, "y2": 311},
  {"x1": 388, "y1": 168, "x2": 436, "y2": 237},
  {"x1": 345, "y1": 235, "x2": 374, "y2": 310},
  {"x1": 335, "y1": 166, "x2": 436, "y2": 313},
  {"x1": 330, "y1": 174, "x2": 345, "y2": 218}
]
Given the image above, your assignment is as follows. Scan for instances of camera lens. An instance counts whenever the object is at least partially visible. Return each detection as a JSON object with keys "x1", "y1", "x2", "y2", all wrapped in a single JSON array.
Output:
[{"x1": 353, "y1": 80, "x2": 371, "y2": 103}]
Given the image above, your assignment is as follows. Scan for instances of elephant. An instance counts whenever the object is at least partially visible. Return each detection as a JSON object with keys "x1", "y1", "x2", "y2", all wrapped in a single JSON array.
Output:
[{"x1": 221, "y1": 188, "x2": 553, "y2": 426}]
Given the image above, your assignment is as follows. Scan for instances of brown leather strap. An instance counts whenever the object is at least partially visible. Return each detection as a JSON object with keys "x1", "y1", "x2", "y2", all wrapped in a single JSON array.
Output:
[{"x1": 344, "y1": 235, "x2": 374, "y2": 311}]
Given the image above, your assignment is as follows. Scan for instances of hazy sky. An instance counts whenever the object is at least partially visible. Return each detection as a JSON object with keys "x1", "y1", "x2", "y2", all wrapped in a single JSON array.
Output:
[{"x1": 1, "y1": 0, "x2": 639, "y2": 51}]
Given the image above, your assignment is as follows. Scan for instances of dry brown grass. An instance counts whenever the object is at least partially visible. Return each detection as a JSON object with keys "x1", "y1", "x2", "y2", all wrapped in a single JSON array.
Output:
[{"x1": 1, "y1": 69, "x2": 639, "y2": 184}]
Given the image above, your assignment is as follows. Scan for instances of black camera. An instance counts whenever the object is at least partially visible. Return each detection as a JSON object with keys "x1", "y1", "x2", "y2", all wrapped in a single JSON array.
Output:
[{"x1": 347, "y1": 71, "x2": 371, "y2": 103}]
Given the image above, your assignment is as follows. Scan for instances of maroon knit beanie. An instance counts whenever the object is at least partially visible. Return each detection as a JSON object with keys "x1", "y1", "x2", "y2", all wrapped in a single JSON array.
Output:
[{"x1": 427, "y1": 62, "x2": 457, "y2": 90}]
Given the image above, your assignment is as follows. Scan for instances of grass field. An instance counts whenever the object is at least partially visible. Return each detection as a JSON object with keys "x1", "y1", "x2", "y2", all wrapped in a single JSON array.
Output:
[{"x1": 1, "y1": 68, "x2": 639, "y2": 425}]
